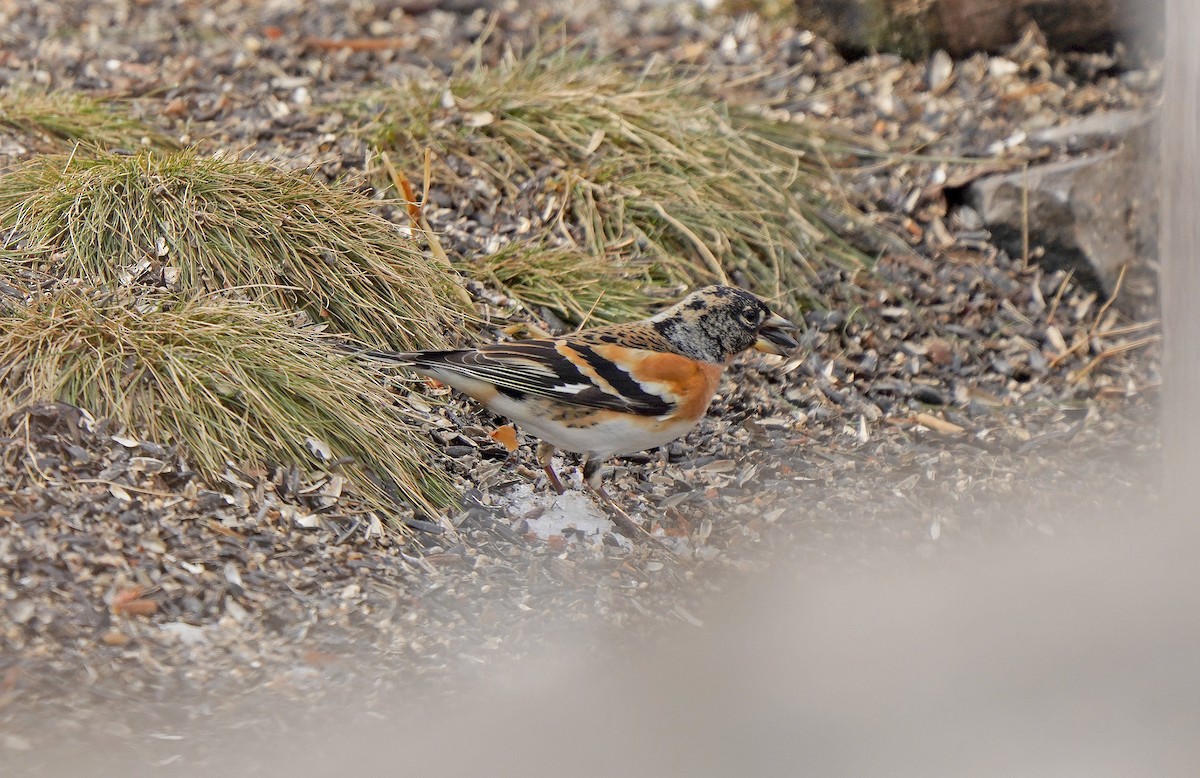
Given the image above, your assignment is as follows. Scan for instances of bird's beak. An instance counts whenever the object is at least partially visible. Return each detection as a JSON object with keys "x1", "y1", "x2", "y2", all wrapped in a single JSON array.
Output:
[{"x1": 753, "y1": 313, "x2": 799, "y2": 355}]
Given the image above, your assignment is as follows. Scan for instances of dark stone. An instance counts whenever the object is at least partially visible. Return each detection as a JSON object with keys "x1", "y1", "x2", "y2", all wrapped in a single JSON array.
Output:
[
  {"x1": 968, "y1": 112, "x2": 1158, "y2": 307},
  {"x1": 911, "y1": 385, "x2": 949, "y2": 405},
  {"x1": 793, "y1": 0, "x2": 1162, "y2": 60}
]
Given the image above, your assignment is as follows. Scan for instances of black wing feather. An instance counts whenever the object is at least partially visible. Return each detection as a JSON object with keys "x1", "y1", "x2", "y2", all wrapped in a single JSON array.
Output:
[{"x1": 408, "y1": 340, "x2": 673, "y2": 417}]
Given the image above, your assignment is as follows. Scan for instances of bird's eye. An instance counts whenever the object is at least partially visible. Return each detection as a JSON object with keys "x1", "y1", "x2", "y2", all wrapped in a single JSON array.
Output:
[{"x1": 740, "y1": 308, "x2": 762, "y2": 326}]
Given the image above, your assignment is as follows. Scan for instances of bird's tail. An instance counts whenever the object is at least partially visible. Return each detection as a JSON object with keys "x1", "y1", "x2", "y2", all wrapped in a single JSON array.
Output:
[
  {"x1": 333, "y1": 341, "x2": 420, "y2": 367},
  {"x1": 360, "y1": 348, "x2": 422, "y2": 367}
]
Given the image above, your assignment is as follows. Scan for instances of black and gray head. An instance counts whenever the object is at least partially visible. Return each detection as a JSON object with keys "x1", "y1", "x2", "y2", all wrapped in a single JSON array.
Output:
[{"x1": 649, "y1": 285, "x2": 799, "y2": 363}]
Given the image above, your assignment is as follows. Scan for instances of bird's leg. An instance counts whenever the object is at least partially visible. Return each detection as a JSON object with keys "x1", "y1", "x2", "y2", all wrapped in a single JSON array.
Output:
[
  {"x1": 537, "y1": 441, "x2": 565, "y2": 496},
  {"x1": 583, "y1": 456, "x2": 663, "y2": 545},
  {"x1": 592, "y1": 485, "x2": 644, "y2": 540}
]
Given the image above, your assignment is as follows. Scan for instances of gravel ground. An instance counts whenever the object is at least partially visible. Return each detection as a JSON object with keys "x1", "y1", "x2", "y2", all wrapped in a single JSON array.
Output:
[{"x1": 0, "y1": 1, "x2": 1162, "y2": 771}]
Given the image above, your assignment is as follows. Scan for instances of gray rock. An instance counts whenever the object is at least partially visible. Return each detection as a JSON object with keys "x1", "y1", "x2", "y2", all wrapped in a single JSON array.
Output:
[
  {"x1": 969, "y1": 114, "x2": 1158, "y2": 300},
  {"x1": 1028, "y1": 109, "x2": 1156, "y2": 151}
]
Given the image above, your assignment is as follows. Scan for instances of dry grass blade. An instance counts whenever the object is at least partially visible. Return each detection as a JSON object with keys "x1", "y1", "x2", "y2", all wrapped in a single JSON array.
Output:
[
  {"x1": 0, "y1": 148, "x2": 471, "y2": 350},
  {"x1": 1069, "y1": 334, "x2": 1162, "y2": 384},
  {"x1": 0, "y1": 88, "x2": 174, "y2": 152},
  {"x1": 0, "y1": 288, "x2": 455, "y2": 519},
  {"x1": 363, "y1": 47, "x2": 881, "y2": 315}
]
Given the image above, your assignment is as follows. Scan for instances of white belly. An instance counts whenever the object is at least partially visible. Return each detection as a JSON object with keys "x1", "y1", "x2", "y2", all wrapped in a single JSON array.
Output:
[{"x1": 486, "y1": 395, "x2": 696, "y2": 458}]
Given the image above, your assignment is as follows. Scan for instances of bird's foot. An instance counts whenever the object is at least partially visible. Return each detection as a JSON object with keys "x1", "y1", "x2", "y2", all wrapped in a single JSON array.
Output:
[{"x1": 590, "y1": 484, "x2": 670, "y2": 550}]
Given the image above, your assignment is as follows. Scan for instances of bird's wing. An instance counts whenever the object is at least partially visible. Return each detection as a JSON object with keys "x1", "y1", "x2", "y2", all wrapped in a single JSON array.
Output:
[{"x1": 406, "y1": 339, "x2": 677, "y2": 417}]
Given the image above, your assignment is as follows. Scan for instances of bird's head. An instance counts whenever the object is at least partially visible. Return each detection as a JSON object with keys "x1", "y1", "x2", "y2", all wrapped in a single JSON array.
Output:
[{"x1": 651, "y1": 285, "x2": 799, "y2": 363}]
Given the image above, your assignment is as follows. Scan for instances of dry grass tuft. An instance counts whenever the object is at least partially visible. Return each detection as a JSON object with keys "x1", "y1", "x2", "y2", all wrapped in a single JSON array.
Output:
[
  {"x1": 365, "y1": 47, "x2": 879, "y2": 315},
  {"x1": 0, "y1": 148, "x2": 471, "y2": 350},
  {"x1": 0, "y1": 288, "x2": 455, "y2": 516},
  {"x1": 0, "y1": 88, "x2": 174, "y2": 152},
  {"x1": 467, "y1": 242, "x2": 662, "y2": 325}
]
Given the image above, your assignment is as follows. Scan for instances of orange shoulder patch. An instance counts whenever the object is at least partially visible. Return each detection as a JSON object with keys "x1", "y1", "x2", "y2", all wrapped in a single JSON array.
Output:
[{"x1": 607, "y1": 349, "x2": 724, "y2": 421}]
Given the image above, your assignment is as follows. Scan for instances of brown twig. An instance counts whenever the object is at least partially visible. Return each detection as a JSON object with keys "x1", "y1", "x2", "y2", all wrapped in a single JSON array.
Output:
[
  {"x1": 1046, "y1": 319, "x2": 1159, "y2": 370},
  {"x1": 1069, "y1": 334, "x2": 1161, "y2": 384},
  {"x1": 1047, "y1": 266, "x2": 1138, "y2": 369},
  {"x1": 1087, "y1": 263, "x2": 1127, "y2": 336}
]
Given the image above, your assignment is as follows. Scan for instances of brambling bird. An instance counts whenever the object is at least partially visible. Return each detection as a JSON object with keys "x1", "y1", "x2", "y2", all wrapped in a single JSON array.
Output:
[{"x1": 360, "y1": 285, "x2": 798, "y2": 504}]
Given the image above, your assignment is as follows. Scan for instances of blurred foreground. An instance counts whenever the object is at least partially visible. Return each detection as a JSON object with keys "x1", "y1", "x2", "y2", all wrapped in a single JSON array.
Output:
[{"x1": 20, "y1": 433, "x2": 1195, "y2": 777}]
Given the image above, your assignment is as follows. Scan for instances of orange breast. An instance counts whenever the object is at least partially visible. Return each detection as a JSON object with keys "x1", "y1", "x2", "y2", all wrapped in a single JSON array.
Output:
[{"x1": 590, "y1": 346, "x2": 725, "y2": 422}]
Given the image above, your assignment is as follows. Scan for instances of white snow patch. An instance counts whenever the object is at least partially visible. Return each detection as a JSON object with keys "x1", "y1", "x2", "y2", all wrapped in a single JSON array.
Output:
[{"x1": 500, "y1": 477, "x2": 628, "y2": 549}]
